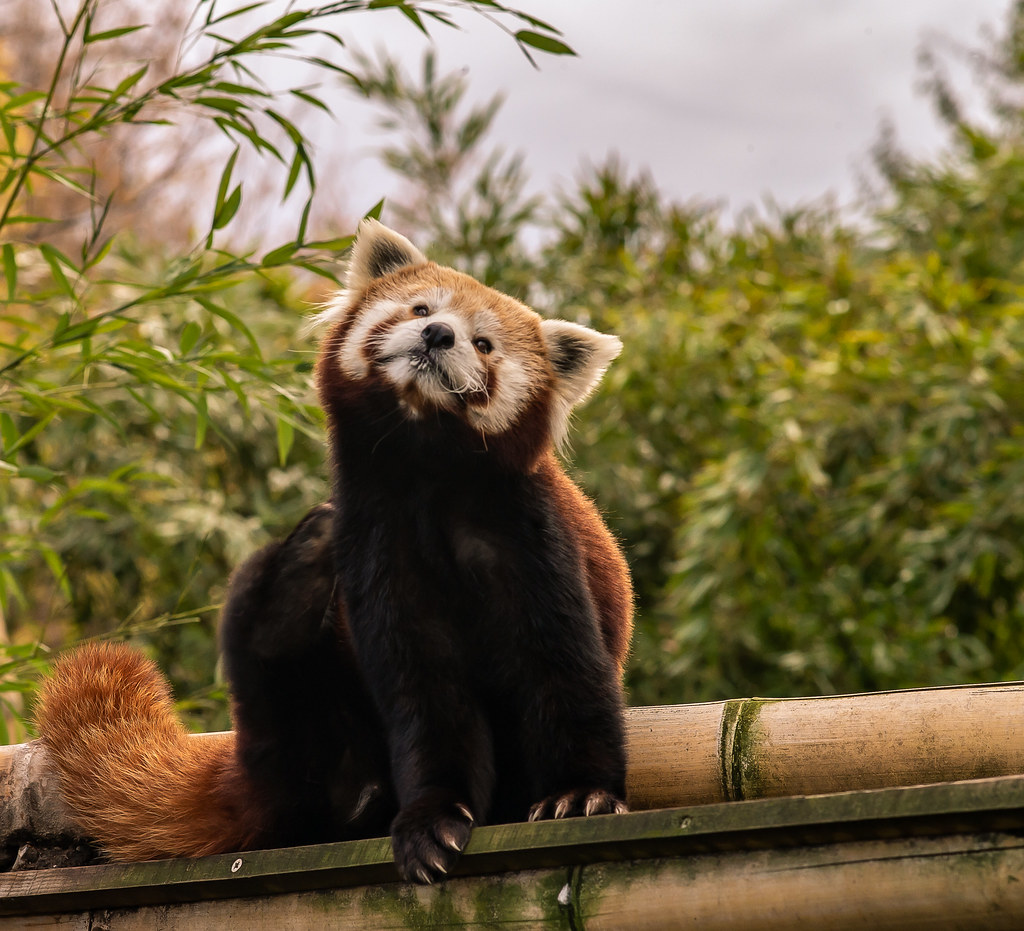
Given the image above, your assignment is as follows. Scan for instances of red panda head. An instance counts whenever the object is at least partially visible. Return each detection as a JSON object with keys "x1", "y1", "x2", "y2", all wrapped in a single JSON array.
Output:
[{"x1": 317, "y1": 220, "x2": 621, "y2": 460}]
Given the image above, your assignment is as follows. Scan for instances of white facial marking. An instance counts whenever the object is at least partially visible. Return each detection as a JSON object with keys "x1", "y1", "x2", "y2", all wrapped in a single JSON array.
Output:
[
  {"x1": 378, "y1": 310, "x2": 485, "y2": 405},
  {"x1": 338, "y1": 298, "x2": 406, "y2": 379},
  {"x1": 341, "y1": 291, "x2": 494, "y2": 417},
  {"x1": 465, "y1": 353, "x2": 533, "y2": 434}
]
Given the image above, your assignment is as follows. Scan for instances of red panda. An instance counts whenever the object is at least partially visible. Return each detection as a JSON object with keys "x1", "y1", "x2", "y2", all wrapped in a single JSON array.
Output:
[{"x1": 36, "y1": 220, "x2": 633, "y2": 884}]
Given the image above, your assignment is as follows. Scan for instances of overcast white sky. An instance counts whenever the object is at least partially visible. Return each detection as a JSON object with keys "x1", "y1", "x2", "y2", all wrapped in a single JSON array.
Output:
[{"x1": 310, "y1": 0, "x2": 1010, "y2": 223}]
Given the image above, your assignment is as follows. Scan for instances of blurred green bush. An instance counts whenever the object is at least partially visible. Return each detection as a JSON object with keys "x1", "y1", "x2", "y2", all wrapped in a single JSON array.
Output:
[{"x1": 3, "y1": 0, "x2": 1024, "y2": 736}]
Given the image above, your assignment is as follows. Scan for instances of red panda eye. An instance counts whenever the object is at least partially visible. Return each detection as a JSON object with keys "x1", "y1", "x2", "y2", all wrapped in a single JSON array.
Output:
[
  {"x1": 412, "y1": 304, "x2": 429, "y2": 317},
  {"x1": 473, "y1": 338, "x2": 493, "y2": 354}
]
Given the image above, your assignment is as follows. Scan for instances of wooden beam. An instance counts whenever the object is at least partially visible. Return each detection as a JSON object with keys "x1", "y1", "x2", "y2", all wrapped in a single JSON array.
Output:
[{"x1": 1, "y1": 775, "x2": 1023, "y2": 927}]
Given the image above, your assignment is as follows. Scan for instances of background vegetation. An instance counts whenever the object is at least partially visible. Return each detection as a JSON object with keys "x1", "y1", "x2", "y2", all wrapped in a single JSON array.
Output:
[{"x1": 3, "y1": 0, "x2": 1024, "y2": 737}]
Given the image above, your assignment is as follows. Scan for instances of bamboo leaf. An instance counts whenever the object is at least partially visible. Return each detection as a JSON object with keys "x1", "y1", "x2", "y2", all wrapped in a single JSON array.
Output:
[
  {"x1": 195, "y1": 298, "x2": 261, "y2": 355},
  {"x1": 284, "y1": 147, "x2": 305, "y2": 200},
  {"x1": 109, "y1": 65, "x2": 150, "y2": 98},
  {"x1": 305, "y1": 235, "x2": 355, "y2": 252},
  {"x1": 212, "y1": 183, "x2": 243, "y2": 230},
  {"x1": 290, "y1": 89, "x2": 331, "y2": 114},
  {"x1": 194, "y1": 392, "x2": 209, "y2": 449},
  {"x1": 276, "y1": 409, "x2": 295, "y2": 465},
  {"x1": 399, "y1": 5, "x2": 430, "y2": 36},
  {"x1": 210, "y1": 82, "x2": 271, "y2": 98},
  {"x1": 197, "y1": 96, "x2": 247, "y2": 114},
  {"x1": 180, "y1": 321, "x2": 202, "y2": 356},
  {"x1": 0, "y1": 412, "x2": 17, "y2": 454},
  {"x1": 261, "y1": 241, "x2": 298, "y2": 266},
  {"x1": 38, "y1": 545, "x2": 71, "y2": 600},
  {"x1": 17, "y1": 464, "x2": 61, "y2": 483},
  {"x1": 206, "y1": 2, "x2": 266, "y2": 26},
  {"x1": 84, "y1": 24, "x2": 147, "y2": 44},
  {"x1": 2, "y1": 244, "x2": 15, "y2": 300},
  {"x1": 514, "y1": 30, "x2": 576, "y2": 56},
  {"x1": 39, "y1": 245, "x2": 77, "y2": 298}
]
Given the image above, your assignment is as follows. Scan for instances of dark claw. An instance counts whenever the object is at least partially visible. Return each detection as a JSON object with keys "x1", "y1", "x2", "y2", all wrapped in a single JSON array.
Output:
[{"x1": 391, "y1": 796, "x2": 475, "y2": 884}]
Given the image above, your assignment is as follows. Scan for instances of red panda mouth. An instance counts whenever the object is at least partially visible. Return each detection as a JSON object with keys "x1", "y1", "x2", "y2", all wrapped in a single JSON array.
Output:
[{"x1": 409, "y1": 350, "x2": 485, "y2": 398}]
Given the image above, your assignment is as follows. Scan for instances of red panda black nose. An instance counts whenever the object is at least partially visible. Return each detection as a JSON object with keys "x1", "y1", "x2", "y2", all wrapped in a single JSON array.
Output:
[{"x1": 421, "y1": 322, "x2": 455, "y2": 351}]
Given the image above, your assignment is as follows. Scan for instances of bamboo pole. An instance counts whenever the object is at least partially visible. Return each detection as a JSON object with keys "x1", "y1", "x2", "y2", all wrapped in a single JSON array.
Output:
[
  {"x1": 623, "y1": 681, "x2": 1024, "y2": 809},
  {"x1": 3, "y1": 681, "x2": 1023, "y2": 848}
]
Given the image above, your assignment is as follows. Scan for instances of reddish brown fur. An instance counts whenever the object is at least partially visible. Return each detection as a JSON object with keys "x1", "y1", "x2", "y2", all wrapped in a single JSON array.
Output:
[
  {"x1": 36, "y1": 643, "x2": 260, "y2": 860},
  {"x1": 539, "y1": 455, "x2": 634, "y2": 672}
]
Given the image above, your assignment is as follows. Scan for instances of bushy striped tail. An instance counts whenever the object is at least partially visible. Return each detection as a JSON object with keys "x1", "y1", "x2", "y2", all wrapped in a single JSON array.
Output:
[{"x1": 35, "y1": 642, "x2": 261, "y2": 861}]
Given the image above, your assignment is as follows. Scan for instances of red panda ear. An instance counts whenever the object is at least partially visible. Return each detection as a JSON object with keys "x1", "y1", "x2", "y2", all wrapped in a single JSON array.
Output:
[
  {"x1": 346, "y1": 219, "x2": 427, "y2": 291},
  {"x1": 540, "y1": 319, "x2": 622, "y2": 444}
]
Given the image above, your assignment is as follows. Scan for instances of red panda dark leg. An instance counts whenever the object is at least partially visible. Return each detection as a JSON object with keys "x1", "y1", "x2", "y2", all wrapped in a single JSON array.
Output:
[
  {"x1": 370, "y1": 655, "x2": 495, "y2": 884},
  {"x1": 511, "y1": 611, "x2": 628, "y2": 823},
  {"x1": 221, "y1": 504, "x2": 393, "y2": 847},
  {"x1": 519, "y1": 671, "x2": 628, "y2": 822},
  {"x1": 335, "y1": 575, "x2": 497, "y2": 883}
]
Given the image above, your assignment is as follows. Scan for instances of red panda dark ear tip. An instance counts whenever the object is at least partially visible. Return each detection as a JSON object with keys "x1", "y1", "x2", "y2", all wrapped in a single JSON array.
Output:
[
  {"x1": 541, "y1": 319, "x2": 623, "y2": 447},
  {"x1": 541, "y1": 319, "x2": 623, "y2": 389},
  {"x1": 346, "y1": 220, "x2": 428, "y2": 291}
]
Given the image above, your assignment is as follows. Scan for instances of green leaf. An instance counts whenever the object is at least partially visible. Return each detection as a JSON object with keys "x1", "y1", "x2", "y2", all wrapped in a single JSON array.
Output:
[
  {"x1": 293, "y1": 261, "x2": 342, "y2": 285},
  {"x1": 0, "y1": 91, "x2": 47, "y2": 112},
  {"x1": 305, "y1": 235, "x2": 355, "y2": 252},
  {"x1": 214, "y1": 147, "x2": 240, "y2": 208},
  {"x1": 196, "y1": 97, "x2": 248, "y2": 114},
  {"x1": 283, "y1": 147, "x2": 307, "y2": 200},
  {"x1": 307, "y1": 58, "x2": 363, "y2": 83},
  {"x1": 276, "y1": 411, "x2": 295, "y2": 465},
  {"x1": 39, "y1": 244, "x2": 77, "y2": 298},
  {"x1": 17, "y1": 464, "x2": 60, "y2": 483},
  {"x1": 84, "y1": 24, "x2": 147, "y2": 44},
  {"x1": 194, "y1": 298, "x2": 261, "y2": 356},
  {"x1": 180, "y1": 321, "x2": 202, "y2": 355},
  {"x1": 194, "y1": 392, "x2": 209, "y2": 449},
  {"x1": 206, "y1": 2, "x2": 266, "y2": 27},
  {"x1": 212, "y1": 183, "x2": 242, "y2": 230},
  {"x1": 266, "y1": 110, "x2": 303, "y2": 145},
  {"x1": 39, "y1": 546, "x2": 71, "y2": 600},
  {"x1": 514, "y1": 30, "x2": 576, "y2": 56},
  {"x1": 261, "y1": 241, "x2": 298, "y2": 266},
  {"x1": 0, "y1": 412, "x2": 17, "y2": 454},
  {"x1": 210, "y1": 82, "x2": 270, "y2": 98},
  {"x1": 290, "y1": 89, "x2": 331, "y2": 114},
  {"x1": 110, "y1": 65, "x2": 150, "y2": 99},
  {"x1": 399, "y1": 5, "x2": 430, "y2": 36},
  {"x1": 2, "y1": 244, "x2": 15, "y2": 300}
]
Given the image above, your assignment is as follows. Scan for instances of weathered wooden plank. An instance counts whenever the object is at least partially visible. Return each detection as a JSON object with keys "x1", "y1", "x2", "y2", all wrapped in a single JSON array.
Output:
[
  {"x1": 578, "y1": 833, "x2": 1024, "y2": 931},
  {"x1": 0, "y1": 868, "x2": 576, "y2": 931},
  {"x1": 2, "y1": 774, "x2": 1023, "y2": 917},
  {"x1": 3, "y1": 833, "x2": 1023, "y2": 930}
]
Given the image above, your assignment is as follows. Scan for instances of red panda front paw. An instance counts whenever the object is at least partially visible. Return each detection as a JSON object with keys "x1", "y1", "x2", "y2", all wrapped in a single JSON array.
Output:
[
  {"x1": 390, "y1": 795, "x2": 475, "y2": 884},
  {"x1": 527, "y1": 788, "x2": 628, "y2": 822}
]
